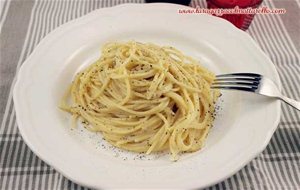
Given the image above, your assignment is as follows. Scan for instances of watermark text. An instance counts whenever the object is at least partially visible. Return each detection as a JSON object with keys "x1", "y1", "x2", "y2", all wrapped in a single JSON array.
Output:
[{"x1": 178, "y1": 6, "x2": 286, "y2": 16}]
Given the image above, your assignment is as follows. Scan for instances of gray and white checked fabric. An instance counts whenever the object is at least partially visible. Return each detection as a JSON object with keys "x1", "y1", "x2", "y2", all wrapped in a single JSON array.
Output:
[{"x1": 0, "y1": 0, "x2": 299, "y2": 189}]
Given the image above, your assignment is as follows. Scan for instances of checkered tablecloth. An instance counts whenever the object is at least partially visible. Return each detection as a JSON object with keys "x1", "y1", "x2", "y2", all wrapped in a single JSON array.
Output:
[{"x1": 1, "y1": 0, "x2": 299, "y2": 189}]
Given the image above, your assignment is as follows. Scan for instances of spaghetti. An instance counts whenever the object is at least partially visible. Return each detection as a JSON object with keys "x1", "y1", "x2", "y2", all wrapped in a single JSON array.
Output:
[{"x1": 60, "y1": 41, "x2": 219, "y2": 160}]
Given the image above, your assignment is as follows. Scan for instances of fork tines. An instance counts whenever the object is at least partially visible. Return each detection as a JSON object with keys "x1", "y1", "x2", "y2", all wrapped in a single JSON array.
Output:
[{"x1": 211, "y1": 73, "x2": 262, "y2": 92}]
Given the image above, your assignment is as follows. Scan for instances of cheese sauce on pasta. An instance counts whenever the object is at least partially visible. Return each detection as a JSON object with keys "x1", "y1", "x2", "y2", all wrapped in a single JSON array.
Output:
[{"x1": 60, "y1": 41, "x2": 219, "y2": 160}]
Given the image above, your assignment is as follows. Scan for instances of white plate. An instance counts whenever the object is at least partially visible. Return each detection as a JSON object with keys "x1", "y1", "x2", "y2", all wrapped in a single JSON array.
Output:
[{"x1": 13, "y1": 3, "x2": 281, "y2": 189}]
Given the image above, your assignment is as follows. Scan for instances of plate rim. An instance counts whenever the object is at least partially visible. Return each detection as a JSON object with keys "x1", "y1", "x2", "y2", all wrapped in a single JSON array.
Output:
[{"x1": 13, "y1": 3, "x2": 281, "y2": 189}]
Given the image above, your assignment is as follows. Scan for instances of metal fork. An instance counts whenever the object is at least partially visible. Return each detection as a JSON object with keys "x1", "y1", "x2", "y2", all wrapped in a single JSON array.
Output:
[{"x1": 211, "y1": 73, "x2": 300, "y2": 111}]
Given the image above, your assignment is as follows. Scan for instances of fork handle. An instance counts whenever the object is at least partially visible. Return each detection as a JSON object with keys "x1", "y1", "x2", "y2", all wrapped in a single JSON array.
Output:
[{"x1": 280, "y1": 96, "x2": 300, "y2": 111}]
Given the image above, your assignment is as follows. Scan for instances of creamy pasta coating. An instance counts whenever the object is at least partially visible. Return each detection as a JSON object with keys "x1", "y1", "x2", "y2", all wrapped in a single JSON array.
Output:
[{"x1": 60, "y1": 41, "x2": 219, "y2": 160}]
